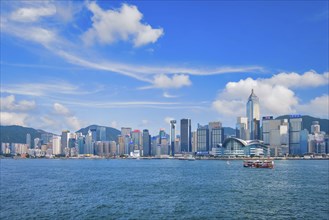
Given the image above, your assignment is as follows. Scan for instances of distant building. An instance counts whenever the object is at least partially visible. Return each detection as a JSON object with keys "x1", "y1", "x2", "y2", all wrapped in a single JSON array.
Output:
[
  {"x1": 98, "y1": 126, "x2": 106, "y2": 141},
  {"x1": 262, "y1": 117, "x2": 289, "y2": 156},
  {"x1": 289, "y1": 115, "x2": 303, "y2": 155},
  {"x1": 26, "y1": 133, "x2": 31, "y2": 149},
  {"x1": 52, "y1": 136, "x2": 61, "y2": 155},
  {"x1": 121, "y1": 127, "x2": 132, "y2": 137},
  {"x1": 209, "y1": 121, "x2": 222, "y2": 148},
  {"x1": 117, "y1": 135, "x2": 125, "y2": 155},
  {"x1": 132, "y1": 130, "x2": 142, "y2": 151},
  {"x1": 61, "y1": 130, "x2": 70, "y2": 153},
  {"x1": 180, "y1": 119, "x2": 192, "y2": 152},
  {"x1": 196, "y1": 124, "x2": 209, "y2": 152},
  {"x1": 222, "y1": 137, "x2": 269, "y2": 157},
  {"x1": 191, "y1": 131, "x2": 197, "y2": 153},
  {"x1": 246, "y1": 89, "x2": 260, "y2": 140},
  {"x1": 142, "y1": 129, "x2": 151, "y2": 156},
  {"x1": 236, "y1": 117, "x2": 249, "y2": 140}
]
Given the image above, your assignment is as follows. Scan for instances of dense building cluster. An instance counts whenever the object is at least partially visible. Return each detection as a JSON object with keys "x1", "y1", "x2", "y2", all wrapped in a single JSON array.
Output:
[{"x1": 1, "y1": 90, "x2": 328, "y2": 158}]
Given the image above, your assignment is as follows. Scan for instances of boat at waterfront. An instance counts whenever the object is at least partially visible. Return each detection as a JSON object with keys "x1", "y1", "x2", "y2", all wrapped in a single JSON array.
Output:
[{"x1": 243, "y1": 159, "x2": 274, "y2": 168}]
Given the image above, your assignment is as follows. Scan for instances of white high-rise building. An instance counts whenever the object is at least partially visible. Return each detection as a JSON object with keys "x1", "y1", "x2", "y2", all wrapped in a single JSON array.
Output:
[
  {"x1": 236, "y1": 117, "x2": 249, "y2": 140},
  {"x1": 52, "y1": 136, "x2": 61, "y2": 155},
  {"x1": 246, "y1": 89, "x2": 260, "y2": 140}
]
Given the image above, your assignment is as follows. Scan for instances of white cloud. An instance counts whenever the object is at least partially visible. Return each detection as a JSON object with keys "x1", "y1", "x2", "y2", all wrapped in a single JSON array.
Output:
[
  {"x1": 297, "y1": 95, "x2": 329, "y2": 118},
  {"x1": 141, "y1": 74, "x2": 192, "y2": 89},
  {"x1": 53, "y1": 103, "x2": 71, "y2": 116},
  {"x1": 66, "y1": 116, "x2": 81, "y2": 131},
  {"x1": 111, "y1": 121, "x2": 118, "y2": 129},
  {"x1": 212, "y1": 100, "x2": 245, "y2": 116},
  {"x1": 164, "y1": 117, "x2": 175, "y2": 124},
  {"x1": 211, "y1": 71, "x2": 328, "y2": 119},
  {"x1": 2, "y1": 81, "x2": 103, "y2": 97},
  {"x1": 0, "y1": 95, "x2": 36, "y2": 111},
  {"x1": 265, "y1": 71, "x2": 329, "y2": 88},
  {"x1": 82, "y1": 2, "x2": 164, "y2": 47},
  {"x1": 10, "y1": 4, "x2": 56, "y2": 22},
  {"x1": 0, "y1": 112, "x2": 28, "y2": 126},
  {"x1": 163, "y1": 92, "x2": 179, "y2": 98}
]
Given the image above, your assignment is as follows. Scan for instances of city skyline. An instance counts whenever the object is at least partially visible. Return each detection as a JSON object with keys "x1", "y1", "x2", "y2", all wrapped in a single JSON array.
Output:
[{"x1": 1, "y1": 1, "x2": 328, "y2": 135}]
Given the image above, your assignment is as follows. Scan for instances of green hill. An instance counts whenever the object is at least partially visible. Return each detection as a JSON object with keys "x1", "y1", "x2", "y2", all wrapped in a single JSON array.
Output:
[
  {"x1": 76, "y1": 125, "x2": 120, "y2": 141},
  {"x1": 0, "y1": 125, "x2": 52, "y2": 147}
]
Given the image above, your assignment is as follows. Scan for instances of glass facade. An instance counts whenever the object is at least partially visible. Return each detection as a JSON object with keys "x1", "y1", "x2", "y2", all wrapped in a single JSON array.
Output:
[
  {"x1": 246, "y1": 89, "x2": 260, "y2": 140},
  {"x1": 222, "y1": 138, "x2": 269, "y2": 157},
  {"x1": 180, "y1": 119, "x2": 191, "y2": 152}
]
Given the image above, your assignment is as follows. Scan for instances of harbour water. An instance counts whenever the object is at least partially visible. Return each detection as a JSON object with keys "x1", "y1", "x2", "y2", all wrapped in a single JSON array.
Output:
[{"x1": 1, "y1": 159, "x2": 328, "y2": 219}]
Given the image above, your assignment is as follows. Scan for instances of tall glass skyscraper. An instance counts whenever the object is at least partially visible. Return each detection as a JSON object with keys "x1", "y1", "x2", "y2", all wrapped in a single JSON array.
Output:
[
  {"x1": 142, "y1": 129, "x2": 151, "y2": 156},
  {"x1": 246, "y1": 89, "x2": 260, "y2": 140},
  {"x1": 180, "y1": 119, "x2": 191, "y2": 152}
]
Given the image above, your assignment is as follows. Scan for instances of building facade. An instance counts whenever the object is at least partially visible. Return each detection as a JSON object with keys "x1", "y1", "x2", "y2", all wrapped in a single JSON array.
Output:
[
  {"x1": 180, "y1": 119, "x2": 192, "y2": 152},
  {"x1": 246, "y1": 89, "x2": 260, "y2": 140}
]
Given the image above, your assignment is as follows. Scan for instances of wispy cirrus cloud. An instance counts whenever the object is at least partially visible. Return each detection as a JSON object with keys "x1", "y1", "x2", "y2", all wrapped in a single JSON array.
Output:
[
  {"x1": 1, "y1": 81, "x2": 104, "y2": 97},
  {"x1": 1, "y1": 1, "x2": 265, "y2": 90}
]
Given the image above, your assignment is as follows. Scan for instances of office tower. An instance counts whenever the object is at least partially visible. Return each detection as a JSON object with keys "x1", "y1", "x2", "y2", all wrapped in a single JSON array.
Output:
[
  {"x1": 117, "y1": 135, "x2": 124, "y2": 155},
  {"x1": 26, "y1": 133, "x2": 31, "y2": 149},
  {"x1": 191, "y1": 131, "x2": 197, "y2": 153},
  {"x1": 151, "y1": 136, "x2": 158, "y2": 156},
  {"x1": 123, "y1": 135, "x2": 132, "y2": 154},
  {"x1": 180, "y1": 118, "x2": 192, "y2": 152},
  {"x1": 159, "y1": 129, "x2": 166, "y2": 144},
  {"x1": 197, "y1": 124, "x2": 209, "y2": 152},
  {"x1": 236, "y1": 117, "x2": 249, "y2": 140},
  {"x1": 300, "y1": 129, "x2": 309, "y2": 154},
  {"x1": 289, "y1": 115, "x2": 303, "y2": 155},
  {"x1": 121, "y1": 127, "x2": 132, "y2": 137},
  {"x1": 61, "y1": 130, "x2": 70, "y2": 153},
  {"x1": 98, "y1": 126, "x2": 106, "y2": 141},
  {"x1": 68, "y1": 138, "x2": 76, "y2": 149},
  {"x1": 170, "y1": 120, "x2": 176, "y2": 156},
  {"x1": 132, "y1": 130, "x2": 142, "y2": 151},
  {"x1": 34, "y1": 138, "x2": 41, "y2": 149},
  {"x1": 90, "y1": 129, "x2": 97, "y2": 142},
  {"x1": 77, "y1": 136, "x2": 85, "y2": 154},
  {"x1": 209, "y1": 121, "x2": 222, "y2": 148},
  {"x1": 262, "y1": 116, "x2": 289, "y2": 156},
  {"x1": 109, "y1": 141, "x2": 117, "y2": 156},
  {"x1": 41, "y1": 133, "x2": 52, "y2": 145},
  {"x1": 85, "y1": 130, "x2": 94, "y2": 155},
  {"x1": 311, "y1": 121, "x2": 320, "y2": 134},
  {"x1": 52, "y1": 136, "x2": 61, "y2": 155},
  {"x1": 246, "y1": 89, "x2": 260, "y2": 140},
  {"x1": 142, "y1": 129, "x2": 151, "y2": 156}
]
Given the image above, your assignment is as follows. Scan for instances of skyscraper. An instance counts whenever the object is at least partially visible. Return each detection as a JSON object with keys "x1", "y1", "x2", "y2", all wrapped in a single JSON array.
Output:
[
  {"x1": 289, "y1": 115, "x2": 303, "y2": 155},
  {"x1": 197, "y1": 124, "x2": 209, "y2": 152},
  {"x1": 132, "y1": 130, "x2": 142, "y2": 151},
  {"x1": 170, "y1": 120, "x2": 176, "y2": 156},
  {"x1": 209, "y1": 121, "x2": 222, "y2": 148},
  {"x1": 142, "y1": 129, "x2": 151, "y2": 156},
  {"x1": 98, "y1": 126, "x2": 106, "y2": 141},
  {"x1": 61, "y1": 130, "x2": 70, "y2": 154},
  {"x1": 180, "y1": 119, "x2": 192, "y2": 152},
  {"x1": 26, "y1": 133, "x2": 31, "y2": 149},
  {"x1": 246, "y1": 89, "x2": 260, "y2": 140},
  {"x1": 236, "y1": 117, "x2": 249, "y2": 140}
]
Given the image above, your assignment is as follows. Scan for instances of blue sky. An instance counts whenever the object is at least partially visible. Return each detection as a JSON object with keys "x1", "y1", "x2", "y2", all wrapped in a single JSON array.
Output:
[{"x1": 1, "y1": 0, "x2": 328, "y2": 135}]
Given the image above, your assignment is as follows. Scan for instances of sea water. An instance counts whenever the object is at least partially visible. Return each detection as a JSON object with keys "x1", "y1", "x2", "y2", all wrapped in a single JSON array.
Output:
[{"x1": 1, "y1": 159, "x2": 328, "y2": 219}]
